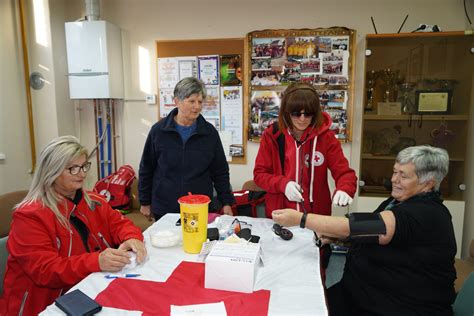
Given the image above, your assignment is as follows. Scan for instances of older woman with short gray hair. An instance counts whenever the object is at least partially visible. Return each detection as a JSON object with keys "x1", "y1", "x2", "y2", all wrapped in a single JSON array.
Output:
[
  {"x1": 272, "y1": 145, "x2": 456, "y2": 315},
  {"x1": 139, "y1": 77, "x2": 234, "y2": 220}
]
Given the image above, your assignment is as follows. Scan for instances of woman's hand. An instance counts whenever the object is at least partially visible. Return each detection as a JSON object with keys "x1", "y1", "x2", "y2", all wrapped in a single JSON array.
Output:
[
  {"x1": 222, "y1": 205, "x2": 233, "y2": 216},
  {"x1": 98, "y1": 248, "x2": 131, "y2": 272},
  {"x1": 118, "y1": 238, "x2": 147, "y2": 263},
  {"x1": 332, "y1": 191, "x2": 353, "y2": 206},
  {"x1": 140, "y1": 205, "x2": 154, "y2": 221},
  {"x1": 272, "y1": 209, "x2": 301, "y2": 227}
]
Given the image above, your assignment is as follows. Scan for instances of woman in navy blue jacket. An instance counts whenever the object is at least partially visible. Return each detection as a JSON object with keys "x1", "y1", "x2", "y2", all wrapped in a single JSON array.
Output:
[{"x1": 138, "y1": 77, "x2": 234, "y2": 220}]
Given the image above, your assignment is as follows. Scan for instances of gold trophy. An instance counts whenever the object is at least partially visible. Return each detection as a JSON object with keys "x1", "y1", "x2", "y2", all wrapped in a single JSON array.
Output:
[
  {"x1": 381, "y1": 69, "x2": 401, "y2": 102},
  {"x1": 365, "y1": 70, "x2": 379, "y2": 112},
  {"x1": 398, "y1": 82, "x2": 417, "y2": 113}
]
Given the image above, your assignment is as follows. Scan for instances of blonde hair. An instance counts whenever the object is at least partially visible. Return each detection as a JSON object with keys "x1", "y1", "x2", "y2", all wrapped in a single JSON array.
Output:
[{"x1": 18, "y1": 136, "x2": 92, "y2": 228}]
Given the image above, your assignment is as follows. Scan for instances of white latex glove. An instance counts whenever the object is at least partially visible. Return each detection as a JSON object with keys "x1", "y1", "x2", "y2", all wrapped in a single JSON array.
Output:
[
  {"x1": 285, "y1": 181, "x2": 303, "y2": 202},
  {"x1": 332, "y1": 190, "x2": 353, "y2": 206}
]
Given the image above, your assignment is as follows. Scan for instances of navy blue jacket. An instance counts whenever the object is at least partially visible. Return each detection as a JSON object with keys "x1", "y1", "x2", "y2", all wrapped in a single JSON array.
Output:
[{"x1": 138, "y1": 108, "x2": 234, "y2": 218}]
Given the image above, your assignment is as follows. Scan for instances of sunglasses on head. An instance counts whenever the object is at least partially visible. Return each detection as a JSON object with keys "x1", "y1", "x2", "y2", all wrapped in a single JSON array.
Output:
[{"x1": 290, "y1": 111, "x2": 315, "y2": 118}]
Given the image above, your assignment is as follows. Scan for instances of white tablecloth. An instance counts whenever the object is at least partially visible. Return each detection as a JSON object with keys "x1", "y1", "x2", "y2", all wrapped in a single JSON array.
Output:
[{"x1": 41, "y1": 214, "x2": 327, "y2": 316}]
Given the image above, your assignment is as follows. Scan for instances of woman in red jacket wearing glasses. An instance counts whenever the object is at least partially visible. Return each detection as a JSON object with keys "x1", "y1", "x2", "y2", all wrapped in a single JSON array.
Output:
[{"x1": 254, "y1": 82, "x2": 357, "y2": 218}]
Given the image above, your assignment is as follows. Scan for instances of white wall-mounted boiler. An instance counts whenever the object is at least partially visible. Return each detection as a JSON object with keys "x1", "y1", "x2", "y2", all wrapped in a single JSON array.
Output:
[{"x1": 65, "y1": 20, "x2": 123, "y2": 99}]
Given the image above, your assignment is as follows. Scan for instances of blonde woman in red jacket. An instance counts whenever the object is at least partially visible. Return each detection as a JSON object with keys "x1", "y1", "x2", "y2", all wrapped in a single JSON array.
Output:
[
  {"x1": 0, "y1": 136, "x2": 146, "y2": 316},
  {"x1": 254, "y1": 83, "x2": 357, "y2": 218}
]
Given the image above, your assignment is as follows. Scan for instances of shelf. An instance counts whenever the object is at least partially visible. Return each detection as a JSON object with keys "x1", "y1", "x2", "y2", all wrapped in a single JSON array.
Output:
[
  {"x1": 363, "y1": 114, "x2": 469, "y2": 121},
  {"x1": 361, "y1": 154, "x2": 465, "y2": 162},
  {"x1": 366, "y1": 31, "x2": 468, "y2": 39}
]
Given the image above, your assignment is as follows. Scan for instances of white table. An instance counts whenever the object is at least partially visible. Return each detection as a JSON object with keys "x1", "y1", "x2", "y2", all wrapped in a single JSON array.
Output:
[{"x1": 41, "y1": 214, "x2": 327, "y2": 316}]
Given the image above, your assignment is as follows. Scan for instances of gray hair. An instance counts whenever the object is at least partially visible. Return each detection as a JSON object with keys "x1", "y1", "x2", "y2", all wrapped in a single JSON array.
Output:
[
  {"x1": 18, "y1": 135, "x2": 92, "y2": 228},
  {"x1": 173, "y1": 77, "x2": 206, "y2": 100},
  {"x1": 395, "y1": 145, "x2": 449, "y2": 190}
]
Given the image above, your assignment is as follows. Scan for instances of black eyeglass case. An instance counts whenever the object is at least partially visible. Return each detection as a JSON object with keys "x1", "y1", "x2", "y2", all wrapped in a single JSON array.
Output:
[{"x1": 55, "y1": 289, "x2": 102, "y2": 316}]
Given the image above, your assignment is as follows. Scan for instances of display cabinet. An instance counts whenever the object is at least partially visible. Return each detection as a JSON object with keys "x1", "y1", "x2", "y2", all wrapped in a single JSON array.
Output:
[{"x1": 359, "y1": 31, "x2": 473, "y2": 201}]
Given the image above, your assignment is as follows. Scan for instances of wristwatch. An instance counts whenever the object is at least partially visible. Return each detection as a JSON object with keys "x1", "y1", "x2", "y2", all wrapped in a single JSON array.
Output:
[{"x1": 300, "y1": 212, "x2": 307, "y2": 228}]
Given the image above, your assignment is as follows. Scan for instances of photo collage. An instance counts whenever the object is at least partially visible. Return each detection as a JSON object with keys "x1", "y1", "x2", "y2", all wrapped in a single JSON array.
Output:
[{"x1": 249, "y1": 34, "x2": 351, "y2": 141}]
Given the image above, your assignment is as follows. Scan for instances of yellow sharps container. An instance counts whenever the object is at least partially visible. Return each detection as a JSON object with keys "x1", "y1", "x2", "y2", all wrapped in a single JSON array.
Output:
[{"x1": 177, "y1": 193, "x2": 210, "y2": 253}]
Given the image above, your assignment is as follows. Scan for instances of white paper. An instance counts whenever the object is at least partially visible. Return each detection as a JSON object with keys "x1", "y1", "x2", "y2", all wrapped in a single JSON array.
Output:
[
  {"x1": 220, "y1": 86, "x2": 243, "y2": 145},
  {"x1": 218, "y1": 131, "x2": 232, "y2": 162},
  {"x1": 177, "y1": 56, "x2": 198, "y2": 80},
  {"x1": 202, "y1": 85, "x2": 220, "y2": 130},
  {"x1": 158, "y1": 58, "x2": 179, "y2": 89},
  {"x1": 171, "y1": 302, "x2": 227, "y2": 316},
  {"x1": 198, "y1": 55, "x2": 219, "y2": 85},
  {"x1": 208, "y1": 241, "x2": 260, "y2": 262},
  {"x1": 159, "y1": 88, "x2": 176, "y2": 118}
]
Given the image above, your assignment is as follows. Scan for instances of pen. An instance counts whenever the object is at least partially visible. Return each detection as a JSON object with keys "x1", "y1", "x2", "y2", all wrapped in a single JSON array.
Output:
[{"x1": 104, "y1": 273, "x2": 141, "y2": 279}]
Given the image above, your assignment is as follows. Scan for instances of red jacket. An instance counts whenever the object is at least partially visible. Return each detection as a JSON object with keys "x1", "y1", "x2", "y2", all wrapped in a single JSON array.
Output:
[
  {"x1": 0, "y1": 191, "x2": 143, "y2": 316},
  {"x1": 254, "y1": 112, "x2": 357, "y2": 217}
]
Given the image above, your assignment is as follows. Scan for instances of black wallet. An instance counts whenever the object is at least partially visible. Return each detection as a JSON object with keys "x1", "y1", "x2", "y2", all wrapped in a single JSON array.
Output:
[{"x1": 55, "y1": 289, "x2": 102, "y2": 316}]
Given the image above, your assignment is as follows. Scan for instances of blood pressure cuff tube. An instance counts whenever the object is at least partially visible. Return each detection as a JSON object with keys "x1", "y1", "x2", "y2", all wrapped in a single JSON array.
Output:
[{"x1": 347, "y1": 212, "x2": 386, "y2": 243}]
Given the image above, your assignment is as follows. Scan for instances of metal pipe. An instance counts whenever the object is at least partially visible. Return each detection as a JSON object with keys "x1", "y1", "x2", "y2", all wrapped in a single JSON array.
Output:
[
  {"x1": 111, "y1": 99, "x2": 117, "y2": 172},
  {"x1": 18, "y1": 0, "x2": 37, "y2": 173},
  {"x1": 85, "y1": 0, "x2": 100, "y2": 21}
]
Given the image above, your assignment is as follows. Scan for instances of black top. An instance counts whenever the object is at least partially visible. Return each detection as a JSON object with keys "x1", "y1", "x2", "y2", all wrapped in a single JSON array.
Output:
[
  {"x1": 68, "y1": 190, "x2": 91, "y2": 252},
  {"x1": 341, "y1": 191, "x2": 456, "y2": 315},
  {"x1": 138, "y1": 108, "x2": 235, "y2": 218}
]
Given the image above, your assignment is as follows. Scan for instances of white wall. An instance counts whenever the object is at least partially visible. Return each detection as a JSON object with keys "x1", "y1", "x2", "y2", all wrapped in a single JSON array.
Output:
[
  {"x1": 2, "y1": 0, "x2": 473, "y2": 256},
  {"x1": 0, "y1": 0, "x2": 32, "y2": 192}
]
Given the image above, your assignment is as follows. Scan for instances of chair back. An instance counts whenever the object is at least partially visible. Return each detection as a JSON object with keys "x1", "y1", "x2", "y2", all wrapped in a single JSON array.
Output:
[
  {"x1": 0, "y1": 236, "x2": 8, "y2": 295},
  {"x1": 0, "y1": 190, "x2": 28, "y2": 237},
  {"x1": 453, "y1": 272, "x2": 474, "y2": 315}
]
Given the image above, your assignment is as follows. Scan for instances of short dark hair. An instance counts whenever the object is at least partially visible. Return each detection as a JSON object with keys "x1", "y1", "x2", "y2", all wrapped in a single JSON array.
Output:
[
  {"x1": 173, "y1": 77, "x2": 207, "y2": 100},
  {"x1": 278, "y1": 82, "x2": 323, "y2": 131}
]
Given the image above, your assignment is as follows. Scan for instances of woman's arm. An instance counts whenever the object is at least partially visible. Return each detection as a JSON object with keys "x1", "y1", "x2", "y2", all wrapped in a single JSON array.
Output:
[
  {"x1": 325, "y1": 132, "x2": 357, "y2": 197},
  {"x1": 272, "y1": 209, "x2": 396, "y2": 244},
  {"x1": 8, "y1": 211, "x2": 101, "y2": 288},
  {"x1": 253, "y1": 130, "x2": 290, "y2": 193}
]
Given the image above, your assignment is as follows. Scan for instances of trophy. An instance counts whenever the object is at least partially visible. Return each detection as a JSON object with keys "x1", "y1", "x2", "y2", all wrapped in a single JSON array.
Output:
[
  {"x1": 381, "y1": 69, "x2": 401, "y2": 102},
  {"x1": 438, "y1": 79, "x2": 458, "y2": 91},
  {"x1": 365, "y1": 70, "x2": 379, "y2": 112},
  {"x1": 398, "y1": 82, "x2": 417, "y2": 113}
]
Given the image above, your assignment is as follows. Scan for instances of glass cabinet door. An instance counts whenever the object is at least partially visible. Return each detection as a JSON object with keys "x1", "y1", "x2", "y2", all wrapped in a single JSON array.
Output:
[{"x1": 360, "y1": 32, "x2": 474, "y2": 201}]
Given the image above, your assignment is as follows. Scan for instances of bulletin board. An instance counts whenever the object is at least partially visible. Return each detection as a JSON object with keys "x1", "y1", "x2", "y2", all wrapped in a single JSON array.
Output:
[
  {"x1": 156, "y1": 38, "x2": 248, "y2": 164},
  {"x1": 247, "y1": 27, "x2": 356, "y2": 142}
]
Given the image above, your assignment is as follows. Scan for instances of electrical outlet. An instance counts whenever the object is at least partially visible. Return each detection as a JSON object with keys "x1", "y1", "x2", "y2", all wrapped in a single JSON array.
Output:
[{"x1": 145, "y1": 94, "x2": 157, "y2": 105}]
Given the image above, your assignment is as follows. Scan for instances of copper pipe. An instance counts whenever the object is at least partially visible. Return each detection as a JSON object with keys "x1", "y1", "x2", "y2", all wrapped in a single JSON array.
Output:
[{"x1": 18, "y1": 0, "x2": 37, "y2": 172}]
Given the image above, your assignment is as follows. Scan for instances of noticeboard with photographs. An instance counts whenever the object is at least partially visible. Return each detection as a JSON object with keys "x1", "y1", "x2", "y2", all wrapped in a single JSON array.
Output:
[{"x1": 247, "y1": 27, "x2": 356, "y2": 142}]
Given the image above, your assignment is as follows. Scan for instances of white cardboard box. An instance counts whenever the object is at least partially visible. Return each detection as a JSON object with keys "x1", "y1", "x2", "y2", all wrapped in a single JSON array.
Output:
[{"x1": 204, "y1": 242, "x2": 261, "y2": 293}]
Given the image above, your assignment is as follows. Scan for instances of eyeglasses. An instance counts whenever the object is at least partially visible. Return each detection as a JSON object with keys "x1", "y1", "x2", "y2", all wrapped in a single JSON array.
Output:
[
  {"x1": 290, "y1": 111, "x2": 315, "y2": 118},
  {"x1": 67, "y1": 162, "x2": 92, "y2": 175}
]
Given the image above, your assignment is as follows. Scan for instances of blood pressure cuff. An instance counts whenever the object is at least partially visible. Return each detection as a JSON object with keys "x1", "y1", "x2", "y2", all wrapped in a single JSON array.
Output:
[{"x1": 347, "y1": 212, "x2": 386, "y2": 244}]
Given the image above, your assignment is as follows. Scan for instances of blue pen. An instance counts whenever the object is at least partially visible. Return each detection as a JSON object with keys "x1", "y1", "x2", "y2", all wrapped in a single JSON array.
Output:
[{"x1": 105, "y1": 273, "x2": 141, "y2": 279}]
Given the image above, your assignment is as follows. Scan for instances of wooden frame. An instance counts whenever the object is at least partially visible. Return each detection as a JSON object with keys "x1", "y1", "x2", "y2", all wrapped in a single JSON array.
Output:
[
  {"x1": 415, "y1": 89, "x2": 452, "y2": 114},
  {"x1": 247, "y1": 27, "x2": 356, "y2": 142},
  {"x1": 156, "y1": 38, "x2": 248, "y2": 164}
]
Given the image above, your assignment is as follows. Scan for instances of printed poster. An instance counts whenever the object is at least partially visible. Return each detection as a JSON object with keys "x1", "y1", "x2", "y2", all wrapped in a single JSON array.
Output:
[
  {"x1": 221, "y1": 86, "x2": 243, "y2": 145},
  {"x1": 198, "y1": 55, "x2": 219, "y2": 85}
]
